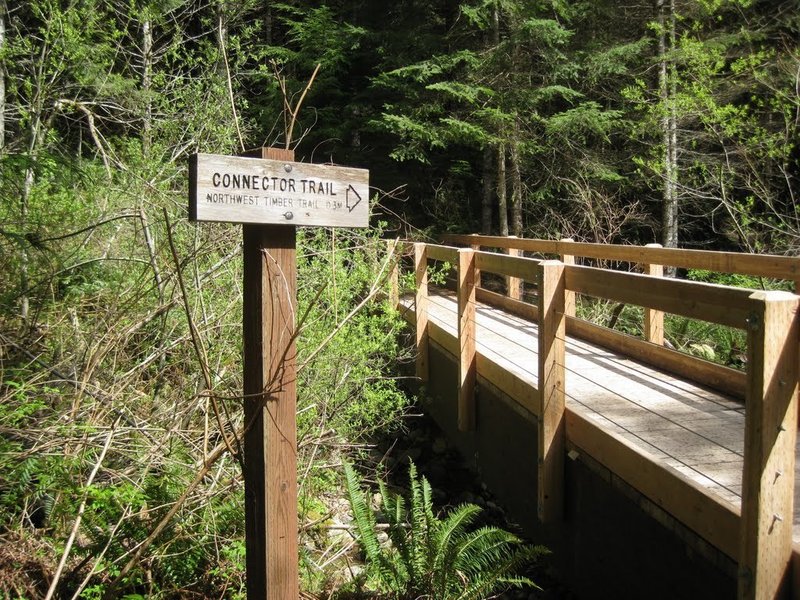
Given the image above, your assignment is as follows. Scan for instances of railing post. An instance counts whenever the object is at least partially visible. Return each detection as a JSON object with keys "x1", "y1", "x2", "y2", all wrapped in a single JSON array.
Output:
[
  {"x1": 643, "y1": 243, "x2": 665, "y2": 346},
  {"x1": 470, "y1": 233, "x2": 482, "y2": 290},
  {"x1": 537, "y1": 260, "x2": 566, "y2": 524},
  {"x1": 559, "y1": 238, "x2": 575, "y2": 318},
  {"x1": 387, "y1": 239, "x2": 399, "y2": 310},
  {"x1": 458, "y1": 248, "x2": 477, "y2": 432},
  {"x1": 739, "y1": 291, "x2": 799, "y2": 599},
  {"x1": 414, "y1": 243, "x2": 429, "y2": 383},
  {"x1": 506, "y1": 236, "x2": 522, "y2": 301}
]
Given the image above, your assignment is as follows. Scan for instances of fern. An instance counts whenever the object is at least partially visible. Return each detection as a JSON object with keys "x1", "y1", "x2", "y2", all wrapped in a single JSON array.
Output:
[
  {"x1": 341, "y1": 460, "x2": 547, "y2": 599},
  {"x1": 343, "y1": 462, "x2": 403, "y2": 591}
]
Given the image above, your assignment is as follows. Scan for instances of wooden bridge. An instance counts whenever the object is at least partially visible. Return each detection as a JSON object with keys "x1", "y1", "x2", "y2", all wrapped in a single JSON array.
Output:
[{"x1": 389, "y1": 234, "x2": 800, "y2": 599}]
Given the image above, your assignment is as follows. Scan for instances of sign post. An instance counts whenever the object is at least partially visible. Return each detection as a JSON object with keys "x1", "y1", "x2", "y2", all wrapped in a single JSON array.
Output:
[{"x1": 189, "y1": 147, "x2": 368, "y2": 598}]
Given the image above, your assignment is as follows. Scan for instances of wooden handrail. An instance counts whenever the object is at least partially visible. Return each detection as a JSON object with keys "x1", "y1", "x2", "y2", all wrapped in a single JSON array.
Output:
[
  {"x1": 426, "y1": 244, "x2": 459, "y2": 263},
  {"x1": 443, "y1": 233, "x2": 800, "y2": 289},
  {"x1": 565, "y1": 265, "x2": 760, "y2": 330}
]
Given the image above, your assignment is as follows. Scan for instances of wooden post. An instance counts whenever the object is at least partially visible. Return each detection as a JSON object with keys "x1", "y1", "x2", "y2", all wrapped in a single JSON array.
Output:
[
  {"x1": 739, "y1": 291, "x2": 799, "y2": 599},
  {"x1": 559, "y1": 238, "x2": 575, "y2": 318},
  {"x1": 506, "y1": 236, "x2": 522, "y2": 301},
  {"x1": 414, "y1": 243, "x2": 429, "y2": 383},
  {"x1": 387, "y1": 239, "x2": 399, "y2": 310},
  {"x1": 643, "y1": 243, "x2": 665, "y2": 346},
  {"x1": 470, "y1": 233, "x2": 482, "y2": 290},
  {"x1": 242, "y1": 146, "x2": 299, "y2": 600},
  {"x1": 537, "y1": 260, "x2": 566, "y2": 523},
  {"x1": 458, "y1": 248, "x2": 477, "y2": 431}
]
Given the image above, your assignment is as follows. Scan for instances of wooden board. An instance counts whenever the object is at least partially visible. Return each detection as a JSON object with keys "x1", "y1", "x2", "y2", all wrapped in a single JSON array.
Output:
[
  {"x1": 442, "y1": 234, "x2": 800, "y2": 283},
  {"x1": 739, "y1": 292, "x2": 800, "y2": 599},
  {"x1": 190, "y1": 153, "x2": 369, "y2": 227},
  {"x1": 415, "y1": 244, "x2": 429, "y2": 382},
  {"x1": 565, "y1": 265, "x2": 757, "y2": 330},
  {"x1": 537, "y1": 261, "x2": 566, "y2": 523},
  {"x1": 242, "y1": 223, "x2": 298, "y2": 599}
]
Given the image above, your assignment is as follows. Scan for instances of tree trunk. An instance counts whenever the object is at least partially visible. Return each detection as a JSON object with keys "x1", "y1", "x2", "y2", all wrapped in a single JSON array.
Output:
[
  {"x1": 510, "y1": 124, "x2": 523, "y2": 237},
  {"x1": 657, "y1": 0, "x2": 678, "y2": 249},
  {"x1": 142, "y1": 18, "x2": 153, "y2": 156},
  {"x1": 497, "y1": 143, "x2": 508, "y2": 236},
  {"x1": 481, "y1": 147, "x2": 494, "y2": 234}
]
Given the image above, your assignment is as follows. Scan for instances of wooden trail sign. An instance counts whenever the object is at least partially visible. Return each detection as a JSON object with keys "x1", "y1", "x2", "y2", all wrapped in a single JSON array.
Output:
[
  {"x1": 189, "y1": 152, "x2": 369, "y2": 228},
  {"x1": 189, "y1": 147, "x2": 369, "y2": 599}
]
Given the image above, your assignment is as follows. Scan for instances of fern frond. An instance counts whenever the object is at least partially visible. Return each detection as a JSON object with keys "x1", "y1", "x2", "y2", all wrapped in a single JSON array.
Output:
[
  {"x1": 432, "y1": 503, "x2": 481, "y2": 594},
  {"x1": 343, "y1": 462, "x2": 402, "y2": 590}
]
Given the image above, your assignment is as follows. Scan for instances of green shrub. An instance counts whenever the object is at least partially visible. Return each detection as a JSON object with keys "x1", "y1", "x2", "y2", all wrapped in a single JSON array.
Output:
[{"x1": 342, "y1": 461, "x2": 546, "y2": 599}]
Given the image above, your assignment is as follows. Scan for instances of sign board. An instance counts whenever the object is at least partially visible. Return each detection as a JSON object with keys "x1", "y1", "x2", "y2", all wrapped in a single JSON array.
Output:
[{"x1": 189, "y1": 152, "x2": 369, "y2": 227}]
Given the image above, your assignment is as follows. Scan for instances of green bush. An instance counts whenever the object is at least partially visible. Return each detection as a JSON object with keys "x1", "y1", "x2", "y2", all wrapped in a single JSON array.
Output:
[{"x1": 341, "y1": 461, "x2": 546, "y2": 599}]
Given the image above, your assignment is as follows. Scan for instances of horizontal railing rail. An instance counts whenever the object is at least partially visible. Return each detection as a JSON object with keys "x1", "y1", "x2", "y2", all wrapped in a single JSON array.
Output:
[
  {"x1": 391, "y1": 239, "x2": 799, "y2": 600},
  {"x1": 442, "y1": 233, "x2": 800, "y2": 290}
]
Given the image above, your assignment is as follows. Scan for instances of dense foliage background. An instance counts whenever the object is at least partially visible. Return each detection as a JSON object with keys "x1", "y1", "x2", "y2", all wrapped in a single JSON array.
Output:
[{"x1": 0, "y1": 0, "x2": 797, "y2": 597}]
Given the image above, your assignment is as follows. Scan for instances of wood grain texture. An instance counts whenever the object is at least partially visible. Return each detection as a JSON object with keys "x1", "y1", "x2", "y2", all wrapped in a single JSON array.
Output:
[
  {"x1": 387, "y1": 239, "x2": 400, "y2": 310},
  {"x1": 506, "y1": 237, "x2": 522, "y2": 300},
  {"x1": 475, "y1": 250, "x2": 539, "y2": 281},
  {"x1": 470, "y1": 240, "x2": 482, "y2": 290},
  {"x1": 190, "y1": 152, "x2": 369, "y2": 227},
  {"x1": 458, "y1": 249, "x2": 477, "y2": 431},
  {"x1": 537, "y1": 261, "x2": 566, "y2": 523},
  {"x1": 242, "y1": 146, "x2": 299, "y2": 600},
  {"x1": 243, "y1": 228, "x2": 298, "y2": 599},
  {"x1": 475, "y1": 275, "x2": 745, "y2": 399},
  {"x1": 643, "y1": 243, "x2": 665, "y2": 346},
  {"x1": 565, "y1": 265, "x2": 757, "y2": 329},
  {"x1": 442, "y1": 234, "x2": 800, "y2": 283},
  {"x1": 415, "y1": 243, "x2": 429, "y2": 382},
  {"x1": 426, "y1": 243, "x2": 459, "y2": 263},
  {"x1": 739, "y1": 292, "x2": 800, "y2": 599},
  {"x1": 559, "y1": 238, "x2": 576, "y2": 318}
]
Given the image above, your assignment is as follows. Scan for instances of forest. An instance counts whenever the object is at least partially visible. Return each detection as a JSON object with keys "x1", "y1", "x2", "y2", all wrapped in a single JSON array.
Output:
[{"x1": 0, "y1": 0, "x2": 798, "y2": 597}]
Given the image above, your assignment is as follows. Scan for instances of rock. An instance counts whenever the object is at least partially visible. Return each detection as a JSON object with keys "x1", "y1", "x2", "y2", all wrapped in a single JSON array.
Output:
[{"x1": 338, "y1": 563, "x2": 365, "y2": 583}]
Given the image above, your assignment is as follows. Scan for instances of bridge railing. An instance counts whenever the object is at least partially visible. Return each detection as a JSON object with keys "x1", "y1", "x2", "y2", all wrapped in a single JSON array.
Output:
[
  {"x1": 442, "y1": 234, "x2": 800, "y2": 400},
  {"x1": 396, "y1": 239, "x2": 799, "y2": 600},
  {"x1": 441, "y1": 233, "x2": 800, "y2": 292}
]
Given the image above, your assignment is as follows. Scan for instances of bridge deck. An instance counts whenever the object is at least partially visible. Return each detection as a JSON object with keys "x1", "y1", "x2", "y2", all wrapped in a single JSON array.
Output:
[{"x1": 403, "y1": 292, "x2": 800, "y2": 541}]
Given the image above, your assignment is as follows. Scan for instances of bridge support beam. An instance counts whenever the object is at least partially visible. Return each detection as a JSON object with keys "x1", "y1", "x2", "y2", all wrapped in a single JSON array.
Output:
[
  {"x1": 537, "y1": 260, "x2": 566, "y2": 523},
  {"x1": 739, "y1": 291, "x2": 799, "y2": 599}
]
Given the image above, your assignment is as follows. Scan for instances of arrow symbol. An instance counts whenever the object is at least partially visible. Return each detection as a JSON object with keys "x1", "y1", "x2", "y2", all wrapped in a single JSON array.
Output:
[{"x1": 345, "y1": 185, "x2": 362, "y2": 213}]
